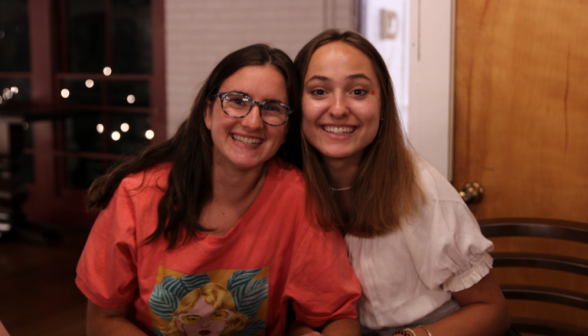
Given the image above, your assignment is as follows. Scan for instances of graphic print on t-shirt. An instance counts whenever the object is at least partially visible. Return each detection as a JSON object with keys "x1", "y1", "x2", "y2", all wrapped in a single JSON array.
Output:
[{"x1": 148, "y1": 266, "x2": 269, "y2": 336}]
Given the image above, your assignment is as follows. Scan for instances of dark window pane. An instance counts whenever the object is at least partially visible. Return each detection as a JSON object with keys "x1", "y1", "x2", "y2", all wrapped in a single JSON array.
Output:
[
  {"x1": 65, "y1": 157, "x2": 105, "y2": 189},
  {"x1": 112, "y1": 0, "x2": 152, "y2": 74},
  {"x1": 20, "y1": 153, "x2": 33, "y2": 183},
  {"x1": 23, "y1": 122, "x2": 32, "y2": 148},
  {"x1": 107, "y1": 80, "x2": 149, "y2": 106},
  {"x1": 0, "y1": 78, "x2": 30, "y2": 104},
  {"x1": 61, "y1": 79, "x2": 102, "y2": 105},
  {"x1": 65, "y1": 0, "x2": 105, "y2": 73},
  {"x1": 63, "y1": 112, "x2": 103, "y2": 152},
  {"x1": 0, "y1": 0, "x2": 30, "y2": 72},
  {"x1": 108, "y1": 112, "x2": 151, "y2": 154}
]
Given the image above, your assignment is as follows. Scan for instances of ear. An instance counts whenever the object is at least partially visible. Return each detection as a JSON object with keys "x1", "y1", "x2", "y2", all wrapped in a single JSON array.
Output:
[{"x1": 204, "y1": 100, "x2": 213, "y2": 130}]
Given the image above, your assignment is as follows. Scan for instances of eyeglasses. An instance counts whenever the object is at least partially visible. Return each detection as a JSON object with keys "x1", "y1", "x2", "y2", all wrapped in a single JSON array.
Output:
[
  {"x1": 212, "y1": 92, "x2": 293, "y2": 126},
  {"x1": 178, "y1": 310, "x2": 233, "y2": 325}
]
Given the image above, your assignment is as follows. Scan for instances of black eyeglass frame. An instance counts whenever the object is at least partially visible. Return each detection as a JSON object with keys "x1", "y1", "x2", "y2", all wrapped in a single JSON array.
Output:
[{"x1": 212, "y1": 92, "x2": 294, "y2": 126}]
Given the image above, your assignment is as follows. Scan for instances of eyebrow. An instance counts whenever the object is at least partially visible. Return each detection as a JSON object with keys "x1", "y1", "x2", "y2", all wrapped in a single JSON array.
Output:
[
  {"x1": 305, "y1": 73, "x2": 373, "y2": 85},
  {"x1": 347, "y1": 73, "x2": 372, "y2": 82}
]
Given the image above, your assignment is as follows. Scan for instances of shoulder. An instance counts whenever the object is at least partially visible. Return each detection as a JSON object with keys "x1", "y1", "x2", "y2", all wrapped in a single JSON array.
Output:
[
  {"x1": 266, "y1": 158, "x2": 306, "y2": 195},
  {"x1": 413, "y1": 155, "x2": 462, "y2": 204},
  {"x1": 120, "y1": 162, "x2": 171, "y2": 192}
]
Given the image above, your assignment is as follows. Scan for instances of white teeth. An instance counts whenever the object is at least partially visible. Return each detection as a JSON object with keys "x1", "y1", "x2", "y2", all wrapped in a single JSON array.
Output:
[
  {"x1": 323, "y1": 125, "x2": 355, "y2": 135},
  {"x1": 232, "y1": 134, "x2": 263, "y2": 146}
]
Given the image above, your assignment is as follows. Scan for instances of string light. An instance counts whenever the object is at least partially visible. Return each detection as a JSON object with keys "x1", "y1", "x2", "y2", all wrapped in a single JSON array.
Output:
[
  {"x1": 96, "y1": 124, "x2": 104, "y2": 134},
  {"x1": 85, "y1": 80, "x2": 94, "y2": 88},
  {"x1": 120, "y1": 123, "x2": 129, "y2": 132},
  {"x1": 103, "y1": 67, "x2": 112, "y2": 76},
  {"x1": 2, "y1": 88, "x2": 13, "y2": 100},
  {"x1": 111, "y1": 131, "x2": 121, "y2": 141},
  {"x1": 145, "y1": 130, "x2": 154, "y2": 140},
  {"x1": 127, "y1": 95, "x2": 136, "y2": 104},
  {"x1": 61, "y1": 89, "x2": 70, "y2": 98}
]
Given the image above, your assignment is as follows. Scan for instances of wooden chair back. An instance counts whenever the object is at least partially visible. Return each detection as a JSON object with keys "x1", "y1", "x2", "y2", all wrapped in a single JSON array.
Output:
[{"x1": 479, "y1": 218, "x2": 588, "y2": 336}]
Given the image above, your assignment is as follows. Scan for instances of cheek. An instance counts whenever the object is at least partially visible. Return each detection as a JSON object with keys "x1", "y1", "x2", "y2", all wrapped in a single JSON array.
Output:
[{"x1": 302, "y1": 97, "x2": 329, "y2": 116}]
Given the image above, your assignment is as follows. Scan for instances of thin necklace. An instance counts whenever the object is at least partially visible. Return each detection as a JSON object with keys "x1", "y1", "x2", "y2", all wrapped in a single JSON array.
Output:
[{"x1": 329, "y1": 186, "x2": 352, "y2": 193}]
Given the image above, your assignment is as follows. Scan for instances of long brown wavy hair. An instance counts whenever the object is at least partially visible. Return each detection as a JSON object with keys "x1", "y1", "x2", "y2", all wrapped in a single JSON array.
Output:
[
  {"x1": 87, "y1": 44, "x2": 301, "y2": 249},
  {"x1": 294, "y1": 30, "x2": 423, "y2": 238}
]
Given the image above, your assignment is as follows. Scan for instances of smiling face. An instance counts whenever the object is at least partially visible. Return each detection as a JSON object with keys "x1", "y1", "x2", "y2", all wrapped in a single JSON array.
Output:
[
  {"x1": 204, "y1": 65, "x2": 289, "y2": 172},
  {"x1": 302, "y1": 41, "x2": 381, "y2": 166}
]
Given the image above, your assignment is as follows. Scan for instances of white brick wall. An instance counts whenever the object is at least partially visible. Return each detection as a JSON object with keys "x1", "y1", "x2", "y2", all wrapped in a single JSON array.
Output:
[{"x1": 164, "y1": 0, "x2": 356, "y2": 136}]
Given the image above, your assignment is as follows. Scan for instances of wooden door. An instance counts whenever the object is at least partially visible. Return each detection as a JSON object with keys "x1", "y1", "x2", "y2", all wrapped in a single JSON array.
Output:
[{"x1": 453, "y1": 0, "x2": 588, "y2": 332}]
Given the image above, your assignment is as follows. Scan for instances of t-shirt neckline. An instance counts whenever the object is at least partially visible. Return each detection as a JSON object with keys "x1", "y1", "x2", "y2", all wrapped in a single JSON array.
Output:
[{"x1": 193, "y1": 159, "x2": 279, "y2": 249}]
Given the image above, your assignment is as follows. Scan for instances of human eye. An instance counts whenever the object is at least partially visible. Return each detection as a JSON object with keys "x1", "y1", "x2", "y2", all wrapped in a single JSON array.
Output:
[
  {"x1": 351, "y1": 88, "x2": 368, "y2": 96},
  {"x1": 262, "y1": 102, "x2": 285, "y2": 114},
  {"x1": 225, "y1": 94, "x2": 250, "y2": 107},
  {"x1": 310, "y1": 89, "x2": 326, "y2": 96}
]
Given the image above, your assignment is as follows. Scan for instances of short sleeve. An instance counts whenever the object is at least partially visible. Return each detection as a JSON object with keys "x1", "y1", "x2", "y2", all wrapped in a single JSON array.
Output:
[
  {"x1": 402, "y1": 162, "x2": 494, "y2": 293},
  {"x1": 75, "y1": 181, "x2": 139, "y2": 308},
  {"x1": 284, "y1": 226, "x2": 361, "y2": 328}
]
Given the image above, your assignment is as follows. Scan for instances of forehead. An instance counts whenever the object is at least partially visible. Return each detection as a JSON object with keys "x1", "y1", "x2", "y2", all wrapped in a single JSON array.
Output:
[
  {"x1": 305, "y1": 41, "x2": 377, "y2": 82},
  {"x1": 219, "y1": 65, "x2": 288, "y2": 102}
]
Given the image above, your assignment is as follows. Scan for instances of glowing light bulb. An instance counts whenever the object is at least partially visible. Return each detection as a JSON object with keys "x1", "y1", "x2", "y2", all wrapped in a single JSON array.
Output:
[
  {"x1": 2, "y1": 89, "x2": 13, "y2": 100},
  {"x1": 10, "y1": 87, "x2": 18, "y2": 94},
  {"x1": 120, "y1": 123, "x2": 129, "y2": 132},
  {"x1": 127, "y1": 95, "x2": 136, "y2": 104},
  {"x1": 85, "y1": 79, "x2": 94, "y2": 88},
  {"x1": 96, "y1": 124, "x2": 104, "y2": 134},
  {"x1": 103, "y1": 67, "x2": 112, "y2": 76},
  {"x1": 145, "y1": 130, "x2": 154, "y2": 140},
  {"x1": 111, "y1": 131, "x2": 121, "y2": 141},
  {"x1": 61, "y1": 89, "x2": 70, "y2": 98}
]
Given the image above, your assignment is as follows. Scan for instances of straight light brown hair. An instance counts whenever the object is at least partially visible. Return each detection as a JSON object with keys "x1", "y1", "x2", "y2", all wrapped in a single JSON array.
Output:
[
  {"x1": 295, "y1": 30, "x2": 423, "y2": 238},
  {"x1": 87, "y1": 44, "x2": 301, "y2": 249}
]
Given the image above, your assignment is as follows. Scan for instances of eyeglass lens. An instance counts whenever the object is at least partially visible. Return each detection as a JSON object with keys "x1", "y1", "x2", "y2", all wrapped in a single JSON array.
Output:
[
  {"x1": 181, "y1": 311, "x2": 230, "y2": 325},
  {"x1": 221, "y1": 93, "x2": 289, "y2": 125}
]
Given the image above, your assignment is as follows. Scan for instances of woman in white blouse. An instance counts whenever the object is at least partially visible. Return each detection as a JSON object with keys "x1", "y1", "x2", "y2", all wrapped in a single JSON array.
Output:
[{"x1": 292, "y1": 30, "x2": 514, "y2": 336}]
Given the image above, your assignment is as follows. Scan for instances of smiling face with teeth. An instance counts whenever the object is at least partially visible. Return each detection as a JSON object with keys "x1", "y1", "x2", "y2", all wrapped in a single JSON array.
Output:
[
  {"x1": 301, "y1": 41, "x2": 381, "y2": 166},
  {"x1": 204, "y1": 65, "x2": 289, "y2": 172}
]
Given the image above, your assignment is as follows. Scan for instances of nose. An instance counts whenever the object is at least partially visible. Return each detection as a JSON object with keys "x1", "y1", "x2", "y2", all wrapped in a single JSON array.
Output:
[
  {"x1": 328, "y1": 92, "x2": 349, "y2": 118},
  {"x1": 200, "y1": 318, "x2": 211, "y2": 328},
  {"x1": 241, "y1": 103, "x2": 264, "y2": 129}
]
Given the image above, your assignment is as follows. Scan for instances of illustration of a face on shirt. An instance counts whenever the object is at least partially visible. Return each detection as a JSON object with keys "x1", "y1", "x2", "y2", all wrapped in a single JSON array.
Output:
[
  {"x1": 176, "y1": 295, "x2": 234, "y2": 335},
  {"x1": 149, "y1": 268, "x2": 268, "y2": 336}
]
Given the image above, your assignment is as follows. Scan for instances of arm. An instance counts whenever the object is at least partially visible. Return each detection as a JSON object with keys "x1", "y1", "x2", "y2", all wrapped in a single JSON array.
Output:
[
  {"x1": 286, "y1": 318, "x2": 359, "y2": 336},
  {"x1": 410, "y1": 272, "x2": 510, "y2": 336},
  {"x1": 321, "y1": 318, "x2": 360, "y2": 336},
  {"x1": 286, "y1": 319, "x2": 321, "y2": 336},
  {"x1": 87, "y1": 301, "x2": 147, "y2": 336}
]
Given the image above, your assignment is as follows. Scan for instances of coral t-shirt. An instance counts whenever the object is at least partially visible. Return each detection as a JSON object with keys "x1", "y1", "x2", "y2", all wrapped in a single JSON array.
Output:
[{"x1": 76, "y1": 159, "x2": 360, "y2": 336}]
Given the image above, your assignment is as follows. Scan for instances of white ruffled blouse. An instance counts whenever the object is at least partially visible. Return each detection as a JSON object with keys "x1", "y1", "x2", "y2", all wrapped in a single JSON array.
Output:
[{"x1": 345, "y1": 158, "x2": 494, "y2": 330}]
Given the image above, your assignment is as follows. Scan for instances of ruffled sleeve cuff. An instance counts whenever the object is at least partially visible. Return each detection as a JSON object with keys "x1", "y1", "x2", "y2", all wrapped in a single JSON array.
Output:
[{"x1": 442, "y1": 252, "x2": 493, "y2": 292}]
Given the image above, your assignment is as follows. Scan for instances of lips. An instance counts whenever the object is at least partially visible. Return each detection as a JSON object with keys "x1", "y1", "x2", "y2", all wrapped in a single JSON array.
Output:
[
  {"x1": 199, "y1": 330, "x2": 211, "y2": 336},
  {"x1": 323, "y1": 125, "x2": 356, "y2": 135},
  {"x1": 232, "y1": 134, "x2": 263, "y2": 146}
]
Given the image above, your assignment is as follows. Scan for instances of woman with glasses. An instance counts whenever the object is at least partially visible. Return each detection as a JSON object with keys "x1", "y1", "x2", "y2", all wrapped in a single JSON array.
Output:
[
  {"x1": 291, "y1": 30, "x2": 514, "y2": 336},
  {"x1": 76, "y1": 44, "x2": 361, "y2": 336}
]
